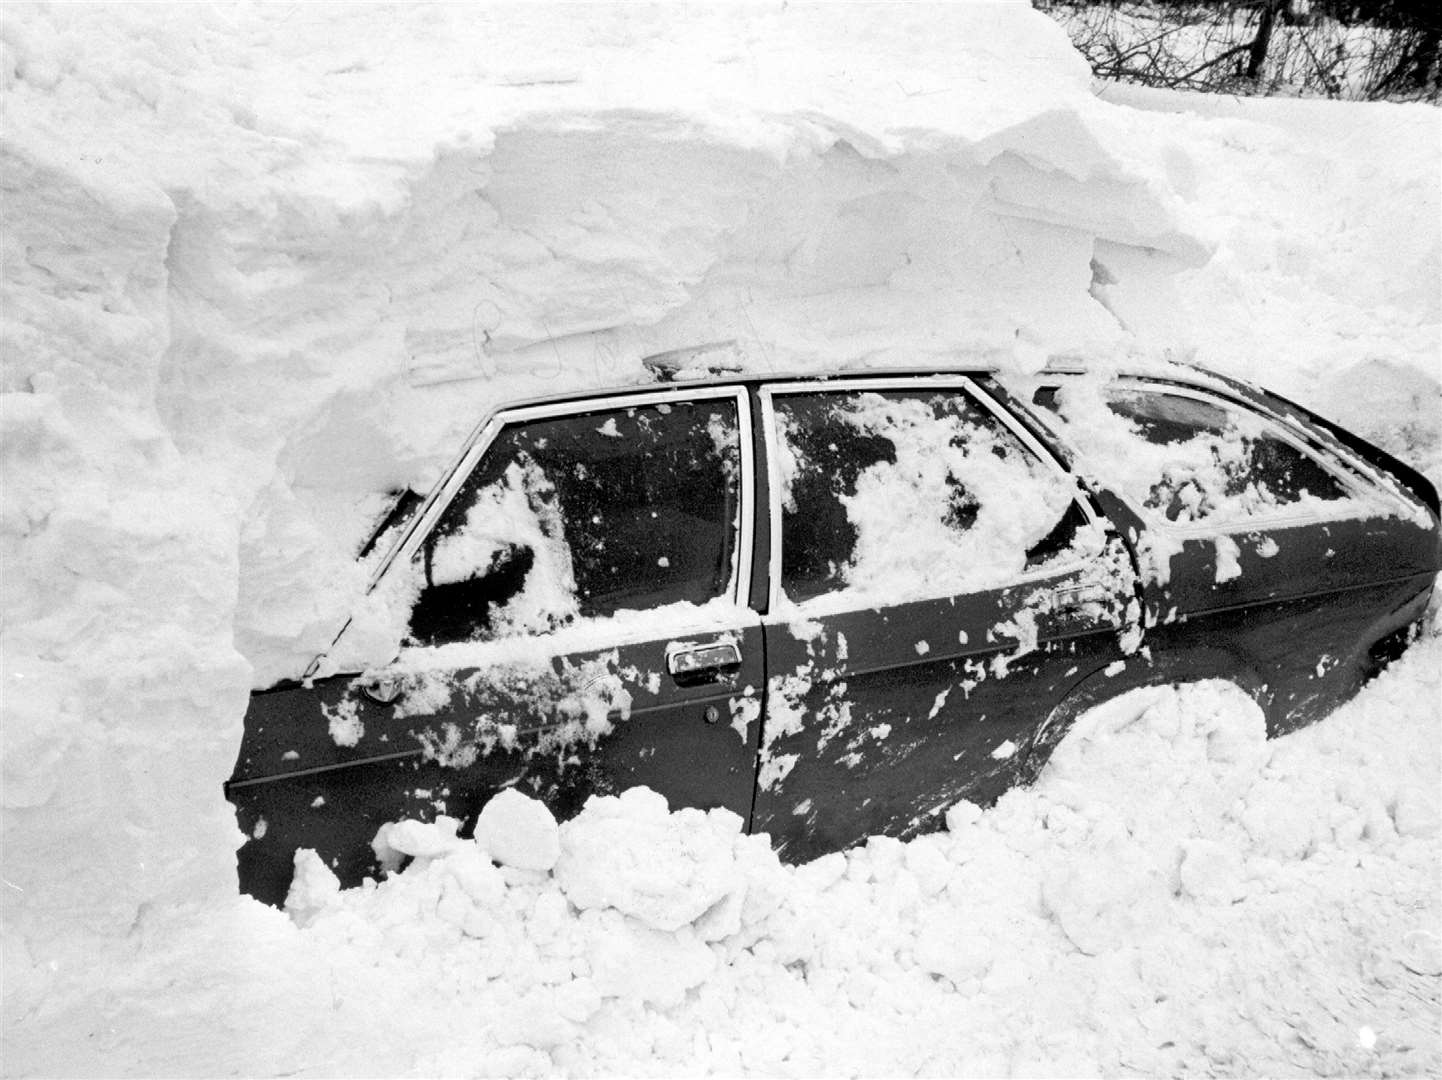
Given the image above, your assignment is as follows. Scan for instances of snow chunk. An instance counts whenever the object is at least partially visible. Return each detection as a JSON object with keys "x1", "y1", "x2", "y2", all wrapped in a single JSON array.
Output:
[
  {"x1": 990, "y1": 739, "x2": 1018, "y2": 760},
  {"x1": 323, "y1": 697, "x2": 364, "y2": 747},
  {"x1": 474, "y1": 789, "x2": 561, "y2": 871},
  {"x1": 382, "y1": 816, "x2": 462, "y2": 859},
  {"x1": 285, "y1": 850, "x2": 341, "y2": 928},
  {"x1": 945, "y1": 800, "x2": 983, "y2": 832},
  {"x1": 1213, "y1": 535, "x2": 1242, "y2": 584},
  {"x1": 553, "y1": 788, "x2": 745, "y2": 933},
  {"x1": 586, "y1": 912, "x2": 716, "y2": 1008}
]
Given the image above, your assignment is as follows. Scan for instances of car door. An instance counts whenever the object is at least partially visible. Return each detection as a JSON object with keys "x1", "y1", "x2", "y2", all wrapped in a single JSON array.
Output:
[
  {"x1": 229, "y1": 387, "x2": 763, "y2": 906},
  {"x1": 749, "y1": 376, "x2": 1141, "y2": 861}
]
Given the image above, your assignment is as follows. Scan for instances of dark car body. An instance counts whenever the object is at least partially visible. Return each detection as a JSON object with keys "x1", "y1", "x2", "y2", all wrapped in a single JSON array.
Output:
[{"x1": 227, "y1": 363, "x2": 1441, "y2": 906}]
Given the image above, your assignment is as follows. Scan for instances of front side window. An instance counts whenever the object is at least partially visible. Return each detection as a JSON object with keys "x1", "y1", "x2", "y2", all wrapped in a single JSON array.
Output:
[
  {"x1": 772, "y1": 388, "x2": 1097, "y2": 608},
  {"x1": 407, "y1": 397, "x2": 742, "y2": 647}
]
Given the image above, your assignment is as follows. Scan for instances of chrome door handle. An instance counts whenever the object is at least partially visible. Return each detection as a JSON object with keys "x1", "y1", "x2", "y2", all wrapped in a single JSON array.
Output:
[
  {"x1": 1051, "y1": 584, "x2": 1109, "y2": 613},
  {"x1": 666, "y1": 640, "x2": 742, "y2": 684},
  {"x1": 360, "y1": 674, "x2": 404, "y2": 705}
]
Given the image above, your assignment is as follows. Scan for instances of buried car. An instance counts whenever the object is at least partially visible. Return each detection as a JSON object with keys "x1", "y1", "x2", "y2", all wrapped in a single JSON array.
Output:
[{"x1": 227, "y1": 360, "x2": 1441, "y2": 906}]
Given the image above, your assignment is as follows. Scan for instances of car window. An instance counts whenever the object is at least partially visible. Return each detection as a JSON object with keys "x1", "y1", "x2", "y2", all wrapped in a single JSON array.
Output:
[
  {"x1": 406, "y1": 398, "x2": 742, "y2": 647},
  {"x1": 772, "y1": 389, "x2": 1098, "y2": 608},
  {"x1": 1102, "y1": 387, "x2": 1350, "y2": 525}
]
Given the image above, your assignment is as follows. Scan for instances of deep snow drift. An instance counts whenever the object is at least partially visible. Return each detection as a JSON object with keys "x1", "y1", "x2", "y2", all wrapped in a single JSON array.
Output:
[{"x1": 2, "y1": 2, "x2": 1438, "y2": 1076}]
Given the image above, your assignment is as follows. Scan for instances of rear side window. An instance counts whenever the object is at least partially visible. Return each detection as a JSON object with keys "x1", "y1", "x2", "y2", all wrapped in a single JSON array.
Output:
[
  {"x1": 407, "y1": 398, "x2": 741, "y2": 647},
  {"x1": 1093, "y1": 386, "x2": 1353, "y2": 526},
  {"x1": 772, "y1": 389, "x2": 1099, "y2": 607}
]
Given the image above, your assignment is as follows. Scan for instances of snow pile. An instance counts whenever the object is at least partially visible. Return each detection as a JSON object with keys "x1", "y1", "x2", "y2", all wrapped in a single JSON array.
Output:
[
  {"x1": 9, "y1": 641, "x2": 1435, "y2": 1076},
  {"x1": 306, "y1": 646, "x2": 1440, "y2": 1077},
  {"x1": 1086, "y1": 83, "x2": 1441, "y2": 478},
  {"x1": 2, "y1": 1, "x2": 1439, "y2": 1075}
]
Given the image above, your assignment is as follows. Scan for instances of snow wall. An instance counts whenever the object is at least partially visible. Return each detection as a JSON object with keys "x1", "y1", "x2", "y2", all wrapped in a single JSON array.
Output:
[{"x1": 2, "y1": 3, "x2": 1438, "y2": 1075}]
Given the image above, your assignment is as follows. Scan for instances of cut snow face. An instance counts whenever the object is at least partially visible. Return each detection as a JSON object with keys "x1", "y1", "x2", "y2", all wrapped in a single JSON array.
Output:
[{"x1": 3, "y1": 3, "x2": 1439, "y2": 1078}]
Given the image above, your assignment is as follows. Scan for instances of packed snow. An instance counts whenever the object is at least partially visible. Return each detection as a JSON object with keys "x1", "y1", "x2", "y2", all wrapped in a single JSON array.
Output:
[{"x1": 2, "y1": 2, "x2": 1438, "y2": 1077}]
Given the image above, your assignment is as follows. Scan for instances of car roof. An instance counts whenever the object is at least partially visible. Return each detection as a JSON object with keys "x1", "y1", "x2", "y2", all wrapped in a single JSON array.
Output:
[{"x1": 462, "y1": 361, "x2": 1004, "y2": 416}]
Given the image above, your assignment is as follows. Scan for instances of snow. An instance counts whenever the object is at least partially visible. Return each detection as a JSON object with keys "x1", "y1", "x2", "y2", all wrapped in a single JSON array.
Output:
[
  {"x1": 474, "y1": 788, "x2": 562, "y2": 873},
  {"x1": 12, "y1": 645, "x2": 1442, "y2": 1076},
  {"x1": 773, "y1": 388, "x2": 1097, "y2": 611},
  {"x1": 2, "y1": 1, "x2": 1439, "y2": 1076}
]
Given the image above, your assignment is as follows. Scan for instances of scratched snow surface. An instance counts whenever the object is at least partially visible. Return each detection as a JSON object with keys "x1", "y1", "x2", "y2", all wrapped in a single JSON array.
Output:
[{"x1": 3, "y1": 1, "x2": 1440, "y2": 1076}]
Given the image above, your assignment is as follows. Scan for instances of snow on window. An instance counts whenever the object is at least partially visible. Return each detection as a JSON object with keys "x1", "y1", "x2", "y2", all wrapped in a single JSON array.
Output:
[
  {"x1": 1051, "y1": 381, "x2": 1364, "y2": 529},
  {"x1": 774, "y1": 390, "x2": 1093, "y2": 610},
  {"x1": 407, "y1": 399, "x2": 741, "y2": 648},
  {"x1": 426, "y1": 459, "x2": 580, "y2": 638}
]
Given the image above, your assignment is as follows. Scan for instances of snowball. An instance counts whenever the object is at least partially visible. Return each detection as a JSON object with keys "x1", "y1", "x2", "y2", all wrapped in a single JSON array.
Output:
[{"x1": 474, "y1": 789, "x2": 561, "y2": 871}]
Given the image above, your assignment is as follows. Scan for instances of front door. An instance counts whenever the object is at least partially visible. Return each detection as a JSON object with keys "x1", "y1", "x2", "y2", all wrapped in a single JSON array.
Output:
[{"x1": 230, "y1": 388, "x2": 762, "y2": 906}]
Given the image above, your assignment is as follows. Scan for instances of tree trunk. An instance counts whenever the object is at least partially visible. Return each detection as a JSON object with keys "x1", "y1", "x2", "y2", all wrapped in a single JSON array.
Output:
[
  {"x1": 1411, "y1": 26, "x2": 1440, "y2": 92},
  {"x1": 1247, "y1": 0, "x2": 1281, "y2": 79}
]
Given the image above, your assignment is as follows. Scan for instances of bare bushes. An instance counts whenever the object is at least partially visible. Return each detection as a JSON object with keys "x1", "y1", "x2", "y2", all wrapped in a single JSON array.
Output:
[{"x1": 1039, "y1": 1, "x2": 1440, "y2": 102}]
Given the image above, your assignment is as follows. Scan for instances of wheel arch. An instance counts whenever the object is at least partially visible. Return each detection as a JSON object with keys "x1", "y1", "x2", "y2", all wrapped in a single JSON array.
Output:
[{"x1": 1018, "y1": 645, "x2": 1273, "y2": 785}]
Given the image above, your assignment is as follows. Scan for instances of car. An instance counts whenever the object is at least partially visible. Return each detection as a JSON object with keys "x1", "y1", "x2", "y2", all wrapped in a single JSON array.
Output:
[{"x1": 226, "y1": 357, "x2": 1441, "y2": 906}]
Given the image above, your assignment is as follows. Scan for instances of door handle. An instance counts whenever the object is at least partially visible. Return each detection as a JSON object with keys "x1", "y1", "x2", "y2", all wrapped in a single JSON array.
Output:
[
  {"x1": 360, "y1": 674, "x2": 405, "y2": 705},
  {"x1": 666, "y1": 640, "x2": 742, "y2": 685},
  {"x1": 1051, "y1": 584, "x2": 1109, "y2": 613}
]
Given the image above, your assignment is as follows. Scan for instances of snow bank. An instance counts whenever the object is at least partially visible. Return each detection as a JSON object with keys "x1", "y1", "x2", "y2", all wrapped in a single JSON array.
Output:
[
  {"x1": 2, "y1": 1, "x2": 1438, "y2": 1074},
  {"x1": 1092, "y1": 82, "x2": 1442, "y2": 479},
  {"x1": 8, "y1": 640, "x2": 1437, "y2": 1076}
]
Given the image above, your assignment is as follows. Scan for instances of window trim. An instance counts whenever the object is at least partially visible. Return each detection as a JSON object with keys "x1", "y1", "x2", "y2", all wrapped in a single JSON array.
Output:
[
  {"x1": 757, "y1": 375, "x2": 1105, "y2": 617},
  {"x1": 1102, "y1": 378, "x2": 1387, "y2": 537},
  {"x1": 375, "y1": 386, "x2": 756, "y2": 613}
]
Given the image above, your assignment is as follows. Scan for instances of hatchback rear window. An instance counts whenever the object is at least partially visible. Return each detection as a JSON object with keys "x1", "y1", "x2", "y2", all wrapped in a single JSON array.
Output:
[
  {"x1": 1106, "y1": 389, "x2": 1350, "y2": 523},
  {"x1": 1052, "y1": 380, "x2": 1364, "y2": 528}
]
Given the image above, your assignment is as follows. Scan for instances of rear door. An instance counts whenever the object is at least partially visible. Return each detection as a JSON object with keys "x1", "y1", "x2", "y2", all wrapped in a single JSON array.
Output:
[
  {"x1": 1042, "y1": 376, "x2": 1440, "y2": 735},
  {"x1": 230, "y1": 388, "x2": 762, "y2": 905},
  {"x1": 750, "y1": 376, "x2": 1140, "y2": 861}
]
